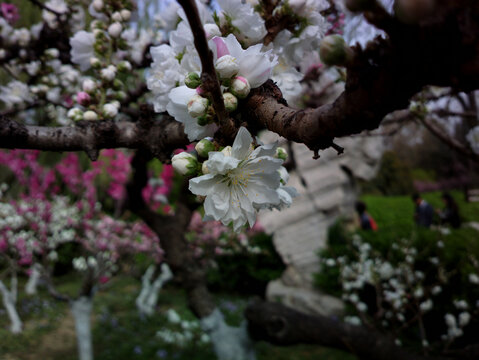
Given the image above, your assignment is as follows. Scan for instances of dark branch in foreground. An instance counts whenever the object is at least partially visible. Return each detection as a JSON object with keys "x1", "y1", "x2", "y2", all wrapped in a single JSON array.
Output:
[
  {"x1": 1, "y1": 1, "x2": 478, "y2": 160},
  {"x1": 245, "y1": 300, "x2": 459, "y2": 360},
  {"x1": 0, "y1": 114, "x2": 188, "y2": 161}
]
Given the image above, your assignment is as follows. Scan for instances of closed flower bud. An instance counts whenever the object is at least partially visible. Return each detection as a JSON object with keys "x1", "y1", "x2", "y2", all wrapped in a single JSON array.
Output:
[
  {"x1": 185, "y1": 72, "x2": 201, "y2": 89},
  {"x1": 115, "y1": 91, "x2": 127, "y2": 101},
  {"x1": 215, "y1": 55, "x2": 239, "y2": 79},
  {"x1": 288, "y1": 0, "x2": 308, "y2": 16},
  {"x1": 319, "y1": 35, "x2": 353, "y2": 66},
  {"x1": 76, "y1": 91, "x2": 91, "y2": 106},
  {"x1": 117, "y1": 60, "x2": 132, "y2": 72},
  {"x1": 230, "y1": 76, "x2": 250, "y2": 99},
  {"x1": 90, "y1": 57, "x2": 101, "y2": 68},
  {"x1": 82, "y1": 79, "x2": 96, "y2": 92},
  {"x1": 204, "y1": 23, "x2": 221, "y2": 40},
  {"x1": 195, "y1": 138, "x2": 215, "y2": 157},
  {"x1": 101, "y1": 65, "x2": 117, "y2": 81},
  {"x1": 201, "y1": 161, "x2": 210, "y2": 174},
  {"x1": 172, "y1": 152, "x2": 198, "y2": 176},
  {"x1": 92, "y1": 0, "x2": 104, "y2": 12},
  {"x1": 111, "y1": 11, "x2": 122, "y2": 22},
  {"x1": 83, "y1": 110, "x2": 98, "y2": 121},
  {"x1": 223, "y1": 92, "x2": 237, "y2": 112},
  {"x1": 113, "y1": 79, "x2": 123, "y2": 90},
  {"x1": 197, "y1": 115, "x2": 209, "y2": 126},
  {"x1": 103, "y1": 103, "x2": 118, "y2": 118},
  {"x1": 275, "y1": 147, "x2": 288, "y2": 161},
  {"x1": 221, "y1": 146, "x2": 232, "y2": 157},
  {"x1": 187, "y1": 95, "x2": 208, "y2": 118},
  {"x1": 67, "y1": 108, "x2": 83, "y2": 121},
  {"x1": 120, "y1": 9, "x2": 131, "y2": 21},
  {"x1": 108, "y1": 22, "x2": 123, "y2": 38},
  {"x1": 45, "y1": 48, "x2": 59, "y2": 59}
]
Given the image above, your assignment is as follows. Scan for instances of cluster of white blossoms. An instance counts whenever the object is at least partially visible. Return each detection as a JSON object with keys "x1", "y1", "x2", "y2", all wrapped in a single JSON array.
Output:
[
  {"x1": 321, "y1": 234, "x2": 479, "y2": 347},
  {"x1": 144, "y1": 0, "x2": 339, "y2": 230}
]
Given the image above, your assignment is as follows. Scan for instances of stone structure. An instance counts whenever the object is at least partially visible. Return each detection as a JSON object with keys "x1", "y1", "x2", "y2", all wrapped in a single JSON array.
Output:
[{"x1": 259, "y1": 134, "x2": 384, "y2": 316}]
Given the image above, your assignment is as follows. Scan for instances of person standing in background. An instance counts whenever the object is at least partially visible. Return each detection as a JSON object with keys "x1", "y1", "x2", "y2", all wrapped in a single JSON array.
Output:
[{"x1": 412, "y1": 193, "x2": 434, "y2": 228}]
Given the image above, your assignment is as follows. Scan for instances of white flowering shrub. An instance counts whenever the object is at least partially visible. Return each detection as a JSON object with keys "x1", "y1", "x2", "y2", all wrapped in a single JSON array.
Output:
[{"x1": 316, "y1": 221, "x2": 479, "y2": 353}]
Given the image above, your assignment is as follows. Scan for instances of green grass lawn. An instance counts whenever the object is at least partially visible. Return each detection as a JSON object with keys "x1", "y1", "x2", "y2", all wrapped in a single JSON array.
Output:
[{"x1": 0, "y1": 275, "x2": 355, "y2": 360}]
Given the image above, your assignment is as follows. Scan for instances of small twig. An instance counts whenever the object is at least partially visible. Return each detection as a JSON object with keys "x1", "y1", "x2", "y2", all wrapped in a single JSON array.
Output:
[
  {"x1": 27, "y1": 0, "x2": 65, "y2": 17},
  {"x1": 418, "y1": 115, "x2": 479, "y2": 163},
  {"x1": 176, "y1": 0, "x2": 234, "y2": 136}
]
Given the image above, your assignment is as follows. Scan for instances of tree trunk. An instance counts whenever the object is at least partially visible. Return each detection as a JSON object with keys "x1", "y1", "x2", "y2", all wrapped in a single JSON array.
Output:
[
  {"x1": 71, "y1": 296, "x2": 94, "y2": 360},
  {"x1": 0, "y1": 276, "x2": 22, "y2": 334},
  {"x1": 201, "y1": 308, "x2": 256, "y2": 360},
  {"x1": 136, "y1": 263, "x2": 173, "y2": 316},
  {"x1": 25, "y1": 264, "x2": 42, "y2": 295}
]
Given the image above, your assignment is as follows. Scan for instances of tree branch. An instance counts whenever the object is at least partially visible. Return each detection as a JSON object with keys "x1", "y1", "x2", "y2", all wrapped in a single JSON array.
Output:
[
  {"x1": 27, "y1": 0, "x2": 65, "y2": 16},
  {"x1": 245, "y1": 300, "x2": 451, "y2": 360},
  {"x1": 0, "y1": 114, "x2": 188, "y2": 162},
  {"x1": 418, "y1": 115, "x2": 479, "y2": 162},
  {"x1": 176, "y1": 0, "x2": 234, "y2": 135}
]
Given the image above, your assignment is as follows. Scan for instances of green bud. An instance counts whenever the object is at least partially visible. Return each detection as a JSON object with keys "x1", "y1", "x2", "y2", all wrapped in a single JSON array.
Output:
[
  {"x1": 197, "y1": 115, "x2": 209, "y2": 126},
  {"x1": 115, "y1": 91, "x2": 127, "y2": 101},
  {"x1": 90, "y1": 57, "x2": 102, "y2": 69},
  {"x1": 223, "y1": 92, "x2": 238, "y2": 112},
  {"x1": 275, "y1": 147, "x2": 288, "y2": 161},
  {"x1": 117, "y1": 61, "x2": 132, "y2": 72},
  {"x1": 171, "y1": 152, "x2": 198, "y2": 176},
  {"x1": 113, "y1": 79, "x2": 123, "y2": 90},
  {"x1": 319, "y1": 35, "x2": 353, "y2": 67},
  {"x1": 185, "y1": 72, "x2": 201, "y2": 89},
  {"x1": 195, "y1": 138, "x2": 215, "y2": 158}
]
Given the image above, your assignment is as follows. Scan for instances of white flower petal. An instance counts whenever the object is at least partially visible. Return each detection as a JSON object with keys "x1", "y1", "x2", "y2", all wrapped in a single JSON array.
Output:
[{"x1": 232, "y1": 127, "x2": 253, "y2": 160}]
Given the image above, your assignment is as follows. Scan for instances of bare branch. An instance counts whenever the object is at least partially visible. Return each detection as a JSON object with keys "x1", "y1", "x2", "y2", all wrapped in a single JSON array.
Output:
[
  {"x1": 27, "y1": 0, "x2": 65, "y2": 16},
  {"x1": 0, "y1": 114, "x2": 188, "y2": 162},
  {"x1": 418, "y1": 115, "x2": 479, "y2": 162}
]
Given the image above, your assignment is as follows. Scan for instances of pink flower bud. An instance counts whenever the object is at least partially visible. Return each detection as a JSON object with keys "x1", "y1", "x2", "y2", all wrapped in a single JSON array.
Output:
[
  {"x1": 212, "y1": 37, "x2": 230, "y2": 59},
  {"x1": 76, "y1": 91, "x2": 91, "y2": 106}
]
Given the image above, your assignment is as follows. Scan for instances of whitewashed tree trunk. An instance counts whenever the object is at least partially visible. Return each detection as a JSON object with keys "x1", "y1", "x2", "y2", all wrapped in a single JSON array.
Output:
[
  {"x1": 201, "y1": 308, "x2": 256, "y2": 360},
  {"x1": 71, "y1": 296, "x2": 94, "y2": 360},
  {"x1": 25, "y1": 263, "x2": 42, "y2": 295},
  {"x1": 136, "y1": 263, "x2": 173, "y2": 316},
  {"x1": 0, "y1": 275, "x2": 22, "y2": 334}
]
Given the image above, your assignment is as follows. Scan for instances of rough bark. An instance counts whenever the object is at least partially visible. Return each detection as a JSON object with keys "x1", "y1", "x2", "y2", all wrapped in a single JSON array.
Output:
[
  {"x1": 245, "y1": 300, "x2": 450, "y2": 360},
  {"x1": 0, "y1": 114, "x2": 188, "y2": 162}
]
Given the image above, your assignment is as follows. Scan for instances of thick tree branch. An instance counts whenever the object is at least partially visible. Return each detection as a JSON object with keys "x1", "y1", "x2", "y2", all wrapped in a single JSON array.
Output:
[
  {"x1": 245, "y1": 300, "x2": 453, "y2": 360},
  {"x1": 0, "y1": 114, "x2": 188, "y2": 162}
]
